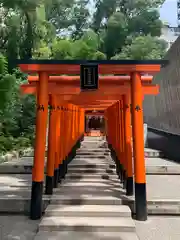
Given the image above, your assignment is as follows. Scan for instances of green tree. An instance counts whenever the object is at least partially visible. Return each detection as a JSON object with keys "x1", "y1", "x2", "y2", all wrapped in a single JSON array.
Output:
[
  {"x1": 92, "y1": 51, "x2": 107, "y2": 60},
  {"x1": 0, "y1": 0, "x2": 168, "y2": 155},
  {"x1": 72, "y1": 39, "x2": 93, "y2": 59},
  {"x1": 1, "y1": 0, "x2": 55, "y2": 59},
  {"x1": 51, "y1": 30, "x2": 106, "y2": 60},
  {"x1": 33, "y1": 41, "x2": 52, "y2": 59},
  {"x1": 70, "y1": 0, "x2": 90, "y2": 39},
  {"x1": 1, "y1": 0, "x2": 41, "y2": 58},
  {"x1": 92, "y1": 0, "x2": 165, "y2": 58},
  {"x1": 92, "y1": 0, "x2": 117, "y2": 32},
  {"x1": 81, "y1": 29, "x2": 99, "y2": 51},
  {"x1": 0, "y1": 8, "x2": 21, "y2": 60},
  {"x1": 93, "y1": 0, "x2": 164, "y2": 32},
  {"x1": 111, "y1": 35, "x2": 167, "y2": 60},
  {"x1": 51, "y1": 39, "x2": 73, "y2": 59},
  {"x1": 72, "y1": 30, "x2": 106, "y2": 59},
  {"x1": 45, "y1": 0, "x2": 90, "y2": 39},
  {"x1": 0, "y1": 54, "x2": 16, "y2": 112},
  {"x1": 101, "y1": 12, "x2": 128, "y2": 59},
  {"x1": 45, "y1": 0, "x2": 75, "y2": 33}
]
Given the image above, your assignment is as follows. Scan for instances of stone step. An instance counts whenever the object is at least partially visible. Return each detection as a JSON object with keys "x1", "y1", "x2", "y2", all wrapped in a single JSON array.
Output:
[
  {"x1": 2, "y1": 195, "x2": 180, "y2": 215},
  {"x1": 58, "y1": 177, "x2": 119, "y2": 183},
  {"x1": 68, "y1": 164, "x2": 115, "y2": 169},
  {"x1": 80, "y1": 145, "x2": 105, "y2": 148},
  {"x1": 22, "y1": 149, "x2": 163, "y2": 158},
  {"x1": 68, "y1": 164, "x2": 180, "y2": 175},
  {"x1": 51, "y1": 195, "x2": 125, "y2": 205},
  {"x1": 82, "y1": 141, "x2": 104, "y2": 143},
  {"x1": 81, "y1": 139, "x2": 103, "y2": 141},
  {"x1": 67, "y1": 168, "x2": 114, "y2": 174},
  {"x1": 77, "y1": 148, "x2": 109, "y2": 151},
  {"x1": 81, "y1": 140, "x2": 105, "y2": 144},
  {"x1": 80, "y1": 148, "x2": 106, "y2": 150},
  {"x1": 77, "y1": 149, "x2": 110, "y2": 152},
  {"x1": 45, "y1": 205, "x2": 131, "y2": 217},
  {"x1": 34, "y1": 231, "x2": 139, "y2": 240},
  {"x1": 65, "y1": 173, "x2": 118, "y2": 180},
  {"x1": 71, "y1": 162, "x2": 113, "y2": 166},
  {"x1": 72, "y1": 158, "x2": 113, "y2": 164},
  {"x1": 74, "y1": 155, "x2": 107, "y2": 159},
  {"x1": 54, "y1": 187, "x2": 123, "y2": 195},
  {"x1": 77, "y1": 150, "x2": 163, "y2": 158},
  {"x1": 1, "y1": 164, "x2": 179, "y2": 175},
  {"x1": 81, "y1": 142, "x2": 104, "y2": 144},
  {"x1": 56, "y1": 187, "x2": 122, "y2": 195},
  {"x1": 83, "y1": 137, "x2": 103, "y2": 139},
  {"x1": 39, "y1": 216, "x2": 135, "y2": 232},
  {"x1": 59, "y1": 182, "x2": 120, "y2": 188},
  {"x1": 0, "y1": 166, "x2": 115, "y2": 174},
  {"x1": 54, "y1": 187, "x2": 124, "y2": 198},
  {"x1": 76, "y1": 152, "x2": 110, "y2": 156}
]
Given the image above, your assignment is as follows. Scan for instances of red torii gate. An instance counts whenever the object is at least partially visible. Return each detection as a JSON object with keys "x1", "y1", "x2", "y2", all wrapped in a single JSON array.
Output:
[{"x1": 17, "y1": 59, "x2": 167, "y2": 222}]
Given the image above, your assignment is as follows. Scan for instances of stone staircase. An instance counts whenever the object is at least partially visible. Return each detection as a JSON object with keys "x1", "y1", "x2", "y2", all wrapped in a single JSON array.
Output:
[{"x1": 35, "y1": 136, "x2": 139, "y2": 240}]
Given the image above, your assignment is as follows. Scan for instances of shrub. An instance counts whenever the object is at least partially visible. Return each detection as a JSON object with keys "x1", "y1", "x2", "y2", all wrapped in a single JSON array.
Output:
[
  {"x1": 14, "y1": 137, "x2": 31, "y2": 150},
  {"x1": 0, "y1": 135, "x2": 14, "y2": 153}
]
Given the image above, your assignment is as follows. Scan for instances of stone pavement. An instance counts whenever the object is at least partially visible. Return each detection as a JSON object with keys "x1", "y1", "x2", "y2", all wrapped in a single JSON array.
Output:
[
  {"x1": 0, "y1": 215, "x2": 39, "y2": 240},
  {"x1": 34, "y1": 137, "x2": 138, "y2": 240},
  {"x1": 0, "y1": 136, "x2": 180, "y2": 239},
  {"x1": 0, "y1": 145, "x2": 179, "y2": 175},
  {"x1": 1, "y1": 215, "x2": 180, "y2": 240},
  {"x1": 0, "y1": 136, "x2": 179, "y2": 215},
  {"x1": 135, "y1": 216, "x2": 180, "y2": 240}
]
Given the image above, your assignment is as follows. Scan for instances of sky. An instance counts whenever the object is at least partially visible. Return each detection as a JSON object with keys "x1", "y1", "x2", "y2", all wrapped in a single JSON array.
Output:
[{"x1": 160, "y1": 0, "x2": 177, "y2": 26}]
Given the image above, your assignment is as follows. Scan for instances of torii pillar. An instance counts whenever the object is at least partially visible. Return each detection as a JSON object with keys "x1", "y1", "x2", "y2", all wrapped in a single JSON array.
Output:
[
  {"x1": 30, "y1": 72, "x2": 49, "y2": 220},
  {"x1": 131, "y1": 72, "x2": 147, "y2": 221}
]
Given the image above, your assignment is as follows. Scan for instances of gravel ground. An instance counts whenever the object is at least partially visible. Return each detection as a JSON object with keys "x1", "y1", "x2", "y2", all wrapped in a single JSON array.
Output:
[{"x1": 0, "y1": 215, "x2": 180, "y2": 240}]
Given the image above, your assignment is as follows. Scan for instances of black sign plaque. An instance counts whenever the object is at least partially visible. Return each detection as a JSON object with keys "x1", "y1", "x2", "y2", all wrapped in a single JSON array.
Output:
[{"x1": 80, "y1": 64, "x2": 99, "y2": 90}]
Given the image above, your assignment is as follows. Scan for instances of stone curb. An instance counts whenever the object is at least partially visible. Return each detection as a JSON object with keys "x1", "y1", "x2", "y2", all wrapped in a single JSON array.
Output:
[
  {"x1": 146, "y1": 166, "x2": 180, "y2": 175},
  {"x1": 0, "y1": 147, "x2": 34, "y2": 164},
  {"x1": 0, "y1": 164, "x2": 180, "y2": 174},
  {"x1": 126, "y1": 199, "x2": 180, "y2": 215},
  {"x1": 0, "y1": 197, "x2": 179, "y2": 215},
  {"x1": 0, "y1": 197, "x2": 50, "y2": 214},
  {"x1": 0, "y1": 148, "x2": 48, "y2": 164}
]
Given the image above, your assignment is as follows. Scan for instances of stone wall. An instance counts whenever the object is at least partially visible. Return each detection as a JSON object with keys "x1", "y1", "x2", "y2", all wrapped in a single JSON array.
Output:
[
  {"x1": 144, "y1": 36, "x2": 180, "y2": 135},
  {"x1": 144, "y1": 36, "x2": 180, "y2": 160}
]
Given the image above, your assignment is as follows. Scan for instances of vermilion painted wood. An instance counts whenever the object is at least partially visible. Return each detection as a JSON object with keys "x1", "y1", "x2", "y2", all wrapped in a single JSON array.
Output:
[
  {"x1": 20, "y1": 83, "x2": 159, "y2": 96},
  {"x1": 19, "y1": 63, "x2": 162, "y2": 74},
  {"x1": 28, "y1": 75, "x2": 153, "y2": 83}
]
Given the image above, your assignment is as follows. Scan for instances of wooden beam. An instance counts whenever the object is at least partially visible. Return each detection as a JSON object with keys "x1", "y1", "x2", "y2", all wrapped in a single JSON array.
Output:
[
  {"x1": 19, "y1": 64, "x2": 162, "y2": 75},
  {"x1": 28, "y1": 75, "x2": 153, "y2": 83},
  {"x1": 20, "y1": 83, "x2": 159, "y2": 96}
]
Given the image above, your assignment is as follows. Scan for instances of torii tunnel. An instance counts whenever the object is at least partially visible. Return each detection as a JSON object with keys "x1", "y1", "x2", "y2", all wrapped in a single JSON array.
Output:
[{"x1": 17, "y1": 59, "x2": 167, "y2": 222}]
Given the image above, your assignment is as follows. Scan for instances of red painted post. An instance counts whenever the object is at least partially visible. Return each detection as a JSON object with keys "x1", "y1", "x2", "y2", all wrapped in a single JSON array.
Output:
[
  {"x1": 131, "y1": 72, "x2": 147, "y2": 221},
  {"x1": 30, "y1": 72, "x2": 49, "y2": 220}
]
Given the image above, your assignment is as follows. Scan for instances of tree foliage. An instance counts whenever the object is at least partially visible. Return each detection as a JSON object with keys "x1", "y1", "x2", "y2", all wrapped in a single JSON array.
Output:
[
  {"x1": 112, "y1": 35, "x2": 168, "y2": 60},
  {"x1": 0, "y1": 0, "x2": 168, "y2": 154},
  {"x1": 0, "y1": 54, "x2": 16, "y2": 111}
]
